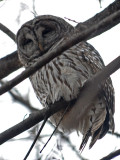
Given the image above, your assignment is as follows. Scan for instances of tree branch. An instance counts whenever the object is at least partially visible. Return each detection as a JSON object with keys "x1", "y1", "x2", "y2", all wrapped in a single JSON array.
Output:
[
  {"x1": 0, "y1": 23, "x2": 22, "y2": 79},
  {"x1": 0, "y1": 23, "x2": 15, "y2": 42},
  {"x1": 0, "y1": 9, "x2": 120, "y2": 95},
  {"x1": 0, "y1": 51, "x2": 22, "y2": 79},
  {"x1": 0, "y1": 54, "x2": 120, "y2": 145},
  {"x1": 108, "y1": 131, "x2": 120, "y2": 138},
  {"x1": 0, "y1": 0, "x2": 120, "y2": 80},
  {"x1": 100, "y1": 149, "x2": 120, "y2": 160}
]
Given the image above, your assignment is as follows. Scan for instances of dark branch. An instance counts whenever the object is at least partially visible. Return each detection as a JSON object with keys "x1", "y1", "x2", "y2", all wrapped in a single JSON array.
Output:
[
  {"x1": 100, "y1": 149, "x2": 120, "y2": 160},
  {"x1": 0, "y1": 10, "x2": 120, "y2": 95},
  {"x1": 0, "y1": 51, "x2": 22, "y2": 79},
  {"x1": 24, "y1": 116, "x2": 48, "y2": 160},
  {"x1": 40, "y1": 105, "x2": 70, "y2": 154},
  {"x1": 0, "y1": 23, "x2": 15, "y2": 42},
  {"x1": 0, "y1": 55, "x2": 120, "y2": 145},
  {"x1": 0, "y1": 0, "x2": 120, "y2": 80},
  {"x1": 0, "y1": 24, "x2": 22, "y2": 80},
  {"x1": 108, "y1": 131, "x2": 120, "y2": 138}
]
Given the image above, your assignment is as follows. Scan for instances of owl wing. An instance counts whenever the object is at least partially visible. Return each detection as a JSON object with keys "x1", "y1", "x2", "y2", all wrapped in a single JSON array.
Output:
[{"x1": 76, "y1": 42, "x2": 115, "y2": 149}]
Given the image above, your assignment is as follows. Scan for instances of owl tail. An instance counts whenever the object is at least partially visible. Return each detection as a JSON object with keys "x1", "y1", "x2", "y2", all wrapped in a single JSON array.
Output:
[
  {"x1": 79, "y1": 128, "x2": 91, "y2": 152},
  {"x1": 89, "y1": 126, "x2": 103, "y2": 149},
  {"x1": 79, "y1": 125, "x2": 103, "y2": 151}
]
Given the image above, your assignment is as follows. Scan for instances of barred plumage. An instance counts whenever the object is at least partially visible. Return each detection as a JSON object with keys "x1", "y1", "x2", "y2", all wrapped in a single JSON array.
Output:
[{"x1": 16, "y1": 15, "x2": 115, "y2": 150}]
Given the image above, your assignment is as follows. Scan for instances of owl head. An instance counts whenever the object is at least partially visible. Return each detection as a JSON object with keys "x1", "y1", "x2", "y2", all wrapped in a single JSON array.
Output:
[{"x1": 16, "y1": 15, "x2": 74, "y2": 66}]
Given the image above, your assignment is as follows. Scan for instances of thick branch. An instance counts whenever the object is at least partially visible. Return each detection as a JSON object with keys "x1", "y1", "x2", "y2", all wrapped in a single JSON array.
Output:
[
  {"x1": 0, "y1": 55, "x2": 120, "y2": 145},
  {"x1": 100, "y1": 149, "x2": 120, "y2": 160},
  {"x1": 76, "y1": 0, "x2": 120, "y2": 39},
  {"x1": 0, "y1": 0, "x2": 120, "y2": 79},
  {"x1": 0, "y1": 23, "x2": 22, "y2": 79},
  {"x1": 0, "y1": 51, "x2": 22, "y2": 79},
  {"x1": 0, "y1": 23, "x2": 15, "y2": 42},
  {"x1": 0, "y1": 10, "x2": 120, "y2": 95}
]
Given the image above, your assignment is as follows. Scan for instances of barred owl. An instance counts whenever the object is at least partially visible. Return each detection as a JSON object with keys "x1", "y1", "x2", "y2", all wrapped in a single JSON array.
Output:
[{"x1": 16, "y1": 15, "x2": 115, "y2": 150}]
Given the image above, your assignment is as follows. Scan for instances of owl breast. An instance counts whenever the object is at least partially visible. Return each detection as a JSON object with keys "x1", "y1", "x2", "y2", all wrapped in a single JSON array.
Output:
[
  {"x1": 30, "y1": 41, "x2": 104, "y2": 104},
  {"x1": 30, "y1": 41, "x2": 107, "y2": 134}
]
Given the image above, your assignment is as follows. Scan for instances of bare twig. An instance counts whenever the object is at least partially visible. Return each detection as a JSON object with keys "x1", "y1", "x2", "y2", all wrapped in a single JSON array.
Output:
[
  {"x1": 0, "y1": 10, "x2": 120, "y2": 96},
  {"x1": 99, "y1": 0, "x2": 102, "y2": 8},
  {"x1": 0, "y1": 54, "x2": 120, "y2": 145},
  {"x1": 16, "y1": 3, "x2": 29, "y2": 24},
  {"x1": 100, "y1": 149, "x2": 120, "y2": 160},
  {"x1": 64, "y1": 17, "x2": 79, "y2": 23},
  {"x1": 0, "y1": 0, "x2": 7, "y2": 8},
  {"x1": 0, "y1": 23, "x2": 15, "y2": 41},
  {"x1": 40, "y1": 105, "x2": 70, "y2": 153},
  {"x1": 24, "y1": 116, "x2": 48, "y2": 160},
  {"x1": 32, "y1": 0, "x2": 38, "y2": 17},
  {"x1": 108, "y1": 131, "x2": 120, "y2": 138}
]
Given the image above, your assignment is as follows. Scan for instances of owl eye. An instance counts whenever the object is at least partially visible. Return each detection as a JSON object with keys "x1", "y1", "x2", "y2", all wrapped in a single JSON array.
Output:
[
  {"x1": 18, "y1": 37, "x2": 34, "y2": 54},
  {"x1": 42, "y1": 28, "x2": 53, "y2": 38},
  {"x1": 22, "y1": 38, "x2": 34, "y2": 51},
  {"x1": 24, "y1": 38, "x2": 33, "y2": 46}
]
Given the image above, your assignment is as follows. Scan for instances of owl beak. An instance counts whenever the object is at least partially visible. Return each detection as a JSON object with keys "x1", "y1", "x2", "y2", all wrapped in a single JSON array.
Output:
[
  {"x1": 37, "y1": 27, "x2": 45, "y2": 52},
  {"x1": 39, "y1": 43, "x2": 44, "y2": 51}
]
